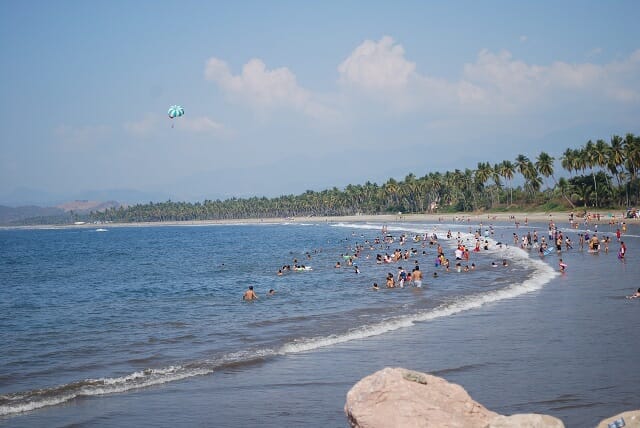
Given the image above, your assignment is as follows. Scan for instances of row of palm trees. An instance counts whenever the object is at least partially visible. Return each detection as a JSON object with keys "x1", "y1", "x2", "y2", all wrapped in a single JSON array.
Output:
[
  {"x1": 88, "y1": 133, "x2": 640, "y2": 223},
  {"x1": 561, "y1": 134, "x2": 639, "y2": 208}
]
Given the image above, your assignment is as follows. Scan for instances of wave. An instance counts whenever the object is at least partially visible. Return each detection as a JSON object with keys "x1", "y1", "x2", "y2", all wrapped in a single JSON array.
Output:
[
  {"x1": 1, "y1": 223, "x2": 558, "y2": 417},
  {"x1": 0, "y1": 366, "x2": 212, "y2": 416},
  {"x1": 279, "y1": 255, "x2": 556, "y2": 354}
]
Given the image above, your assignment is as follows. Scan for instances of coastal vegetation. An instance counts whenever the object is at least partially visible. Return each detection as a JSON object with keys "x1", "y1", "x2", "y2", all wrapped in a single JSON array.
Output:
[
  {"x1": 3, "y1": 133, "x2": 636, "y2": 226},
  {"x1": 82, "y1": 133, "x2": 640, "y2": 224}
]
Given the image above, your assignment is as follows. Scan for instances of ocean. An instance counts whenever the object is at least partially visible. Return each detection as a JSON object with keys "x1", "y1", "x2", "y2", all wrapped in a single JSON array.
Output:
[{"x1": 1, "y1": 218, "x2": 638, "y2": 427}]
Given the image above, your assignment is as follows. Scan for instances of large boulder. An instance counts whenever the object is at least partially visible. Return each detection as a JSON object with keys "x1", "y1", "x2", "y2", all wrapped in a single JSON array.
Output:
[
  {"x1": 487, "y1": 414, "x2": 564, "y2": 427},
  {"x1": 597, "y1": 410, "x2": 640, "y2": 428},
  {"x1": 345, "y1": 367, "x2": 638, "y2": 428},
  {"x1": 344, "y1": 367, "x2": 499, "y2": 428}
]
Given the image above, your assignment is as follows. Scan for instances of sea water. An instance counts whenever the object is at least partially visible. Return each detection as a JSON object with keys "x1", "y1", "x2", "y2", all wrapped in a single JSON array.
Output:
[{"x1": 1, "y1": 219, "x2": 638, "y2": 426}]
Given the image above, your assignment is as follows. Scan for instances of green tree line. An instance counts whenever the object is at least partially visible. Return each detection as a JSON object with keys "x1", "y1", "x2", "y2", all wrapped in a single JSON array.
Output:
[{"x1": 89, "y1": 133, "x2": 640, "y2": 223}]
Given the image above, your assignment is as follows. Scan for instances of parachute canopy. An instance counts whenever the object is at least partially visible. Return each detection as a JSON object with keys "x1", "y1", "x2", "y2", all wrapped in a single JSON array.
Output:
[{"x1": 168, "y1": 105, "x2": 185, "y2": 119}]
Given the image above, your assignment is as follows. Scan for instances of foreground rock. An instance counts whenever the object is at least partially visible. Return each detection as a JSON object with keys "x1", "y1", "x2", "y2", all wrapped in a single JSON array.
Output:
[
  {"x1": 345, "y1": 367, "x2": 499, "y2": 428},
  {"x1": 345, "y1": 367, "x2": 567, "y2": 428},
  {"x1": 597, "y1": 410, "x2": 640, "y2": 428},
  {"x1": 487, "y1": 414, "x2": 564, "y2": 427}
]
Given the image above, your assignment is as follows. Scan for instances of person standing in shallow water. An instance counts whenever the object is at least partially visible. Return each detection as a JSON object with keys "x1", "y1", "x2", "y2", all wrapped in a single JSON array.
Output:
[
  {"x1": 243, "y1": 285, "x2": 258, "y2": 301},
  {"x1": 618, "y1": 241, "x2": 627, "y2": 260},
  {"x1": 412, "y1": 265, "x2": 423, "y2": 287},
  {"x1": 559, "y1": 258, "x2": 567, "y2": 273}
]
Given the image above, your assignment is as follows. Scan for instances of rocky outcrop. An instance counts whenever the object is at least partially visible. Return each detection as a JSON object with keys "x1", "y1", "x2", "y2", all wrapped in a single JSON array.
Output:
[
  {"x1": 345, "y1": 367, "x2": 499, "y2": 428},
  {"x1": 345, "y1": 367, "x2": 569, "y2": 428},
  {"x1": 597, "y1": 410, "x2": 640, "y2": 428},
  {"x1": 487, "y1": 414, "x2": 565, "y2": 427}
]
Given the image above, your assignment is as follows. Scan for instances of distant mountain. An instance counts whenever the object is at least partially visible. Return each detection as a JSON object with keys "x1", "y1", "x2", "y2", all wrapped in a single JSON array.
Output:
[
  {"x1": 0, "y1": 200, "x2": 123, "y2": 225},
  {"x1": 0, "y1": 188, "x2": 172, "y2": 207},
  {"x1": 0, "y1": 205, "x2": 66, "y2": 224},
  {"x1": 71, "y1": 189, "x2": 170, "y2": 205},
  {"x1": 56, "y1": 200, "x2": 123, "y2": 214}
]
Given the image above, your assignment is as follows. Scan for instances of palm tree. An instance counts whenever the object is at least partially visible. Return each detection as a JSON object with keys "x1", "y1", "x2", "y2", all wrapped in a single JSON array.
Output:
[
  {"x1": 515, "y1": 154, "x2": 531, "y2": 181},
  {"x1": 623, "y1": 133, "x2": 640, "y2": 205},
  {"x1": 463, "y1": 168, "x2": 477, "y2": 210},
  {"x1": 560, "y1": 148, "x2": 577, "y2": 177},
  {"x1": 534, "y1": 151, "x2": 554, "y2": 190},
  {"x1": 498, "y1": 160, "x2": 515, "y2": 205},
  {"x1": 584, "y1": 140, "x2": 600, "y2": 207},
  {"x1": 490, "y1": 163, "x2": 503, "y2": 206},
  {"x1": 573, "y1": 181, "x2": 592, "y2": 208},
  {"x1": 515, "y1": 154, "x2": 540, "y2": 203},
  {"x1": 424, "y1": 172, "x2": 443, "y2": 212},
  {"x1": 556, "y1": 177, "x2": 572, "y2": 205},
  {"x1": 525, "y1": 174, "x2": 543, "y2": 197},
  {"x1": 473, "y1": 162, "x2": 492, "y2": 209},
  {"x1": 595, "y1": 139, "x2": 612, "y2": 205},
  {"x1": 383, "y1": 178, "x2": 400, "y2": 210},
  {"x1": 608, "y1": 135, "x2": 626, "y2": 204},
  {"x1": 515, "y1": 154, "x2": 537, "y2": 185},
  {"x1": 536, "y1": 150, "x2": 575, "y2": 208},
  {"x1": 475, "y1": 162, "x2": 492, "y2": 188}
]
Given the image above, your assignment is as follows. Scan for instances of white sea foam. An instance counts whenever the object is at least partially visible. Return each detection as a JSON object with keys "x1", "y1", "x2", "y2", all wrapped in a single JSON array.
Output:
[
  {"x1": 278, "y1": 257, "x2": 556, "y2": 356},
  {"x1": 0, "y1": 366, "x2": 213, "y2": 416},
  {"x1": 300, "y1": 221, "x2": 560, "y2": 352}
]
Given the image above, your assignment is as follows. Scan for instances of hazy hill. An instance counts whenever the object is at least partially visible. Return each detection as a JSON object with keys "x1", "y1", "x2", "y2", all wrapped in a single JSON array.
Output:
[
  {"x1": 56, "y1": 200, "x2": 123, "y2": 214},
  {"x1": 0, "y1": 201, "x2": 122, "y2": 225},
  {"x1": 0, "y1": 205, "x2": 66, "y2": 224}
]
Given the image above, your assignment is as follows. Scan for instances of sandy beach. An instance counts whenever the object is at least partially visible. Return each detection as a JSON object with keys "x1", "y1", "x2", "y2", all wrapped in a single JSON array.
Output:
[{"x1": 7, "y1": 209, "x2": 637, "y2": 230}]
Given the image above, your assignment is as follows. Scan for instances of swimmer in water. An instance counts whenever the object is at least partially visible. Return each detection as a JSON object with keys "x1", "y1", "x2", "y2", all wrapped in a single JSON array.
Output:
[
  {"x1": 243, "y1": 286, "x2": 258, "y2": 301},
  {"x1": 626, "y1": 288, "x2": 640, "y2": 299}
]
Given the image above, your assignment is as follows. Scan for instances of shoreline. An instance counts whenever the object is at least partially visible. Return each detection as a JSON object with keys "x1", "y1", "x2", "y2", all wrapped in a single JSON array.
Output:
[{"x1": 2, "y1": 210, "x2": 637, "y2": 231}]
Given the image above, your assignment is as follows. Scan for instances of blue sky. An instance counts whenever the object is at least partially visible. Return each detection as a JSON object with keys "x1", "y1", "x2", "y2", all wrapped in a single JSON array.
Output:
[{"x1": 1, "y1": 1, "x2": 639, "y2": 205}]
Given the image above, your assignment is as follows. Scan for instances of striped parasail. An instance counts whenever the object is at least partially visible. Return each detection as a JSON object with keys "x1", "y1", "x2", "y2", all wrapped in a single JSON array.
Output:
[{"x1": 168, "y1": 105, "x2": 185, "y2": 119}]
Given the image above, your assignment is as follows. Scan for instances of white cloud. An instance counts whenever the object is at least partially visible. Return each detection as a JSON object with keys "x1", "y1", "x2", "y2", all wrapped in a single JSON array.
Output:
[
  {"x1": 338, "y1": 36, "x2": 416, "y2": 91},
  {"x1": 204, "y1": 57, "x2": 331, "y2": 118},
  {"x1": 124, "y1": 113, "x2": 158, "y2": 137},
  {"x1": 519, "y1": 35, "x2": 528, "y2": 43},
  {"x1": 334, "y1": 36, "x2": 640, "y2": 114},
  {"x1": 462, "y1": 48, "x2": 640, "y2": 106},
  {"x1": 204, "y1": 38, "x2": 639, "y2": 124},
  {"x1": 464, "y1": 50, "x2": 544, "y2": 88},
  {"x1": 455, "y1": 80, "x2": 487, "y2": 105},
  {"x1": 124, "y1": 114, "x2": 226, "y2": 137},
  {"x1": 181, "y1": 116, "x2": 225, "y2": 133},
  {"x1": 54, "y1": 124, "x2": 110, "y2": 151}
]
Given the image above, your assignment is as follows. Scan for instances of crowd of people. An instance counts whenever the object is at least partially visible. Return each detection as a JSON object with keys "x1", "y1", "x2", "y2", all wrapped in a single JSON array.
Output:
[{"x1": 242, "y1": 216, "x2": 633, "y2": 301}]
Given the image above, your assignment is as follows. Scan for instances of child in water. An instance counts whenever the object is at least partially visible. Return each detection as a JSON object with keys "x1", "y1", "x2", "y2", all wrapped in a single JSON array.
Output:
[{"x1": 559, "y1": 258, "x2": 567, "y2": 272}]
